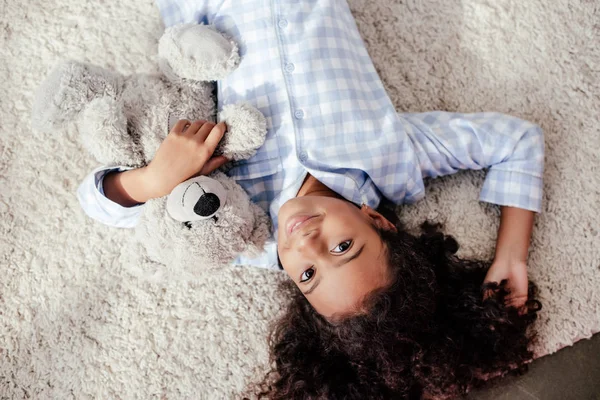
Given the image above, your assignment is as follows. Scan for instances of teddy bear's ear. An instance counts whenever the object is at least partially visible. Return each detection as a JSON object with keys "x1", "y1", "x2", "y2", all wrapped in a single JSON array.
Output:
[{"x1": 158, "y1": 23, "x2": 240, "y2": 82}]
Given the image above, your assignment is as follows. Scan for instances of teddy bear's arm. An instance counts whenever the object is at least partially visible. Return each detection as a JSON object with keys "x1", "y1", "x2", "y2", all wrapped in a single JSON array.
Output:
[
  {"x1": 32, "y1": 61, "x2": 144, "y2": 166},
  {"x1": 32, "y1": 62, "x2": 123, "y2": 133},
  {"x1": 78, "y1": 97, "x2": 145, "y2": 166}
]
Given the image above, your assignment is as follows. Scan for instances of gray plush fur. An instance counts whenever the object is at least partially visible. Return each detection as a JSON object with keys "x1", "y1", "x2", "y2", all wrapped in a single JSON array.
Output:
[
  {"x1": 136, "y1": 172, "x2": 272, "y2": 279},
  {"x1": 32, "y1": 23, "x2": 271, "y2": 273},
  {"x1": 217, "y1": 102, "x2": 268, "y2": 161}
]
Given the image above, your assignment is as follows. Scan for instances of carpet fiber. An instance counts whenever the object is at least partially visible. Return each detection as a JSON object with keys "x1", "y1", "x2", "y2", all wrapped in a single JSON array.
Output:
[{"x1": 1, "y1": 0, "x2": 599, "y2": 398}]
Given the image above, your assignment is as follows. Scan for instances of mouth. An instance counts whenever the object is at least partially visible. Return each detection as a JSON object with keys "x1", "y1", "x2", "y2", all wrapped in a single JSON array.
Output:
[{"x1": 286, "y1": 214, "x2": 319, "y2": 237}]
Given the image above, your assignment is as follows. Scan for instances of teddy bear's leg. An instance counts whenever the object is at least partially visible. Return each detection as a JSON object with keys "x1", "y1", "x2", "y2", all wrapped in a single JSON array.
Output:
[
  {"x1": 158, "y1": 23, "x2": 240, "y2": 82},
  {"x1": 78, "y1": 97, "x2": 145, "y2": 166},
  {"x1": 32, "y1": 61, "x2": 124, "y2": 134}
]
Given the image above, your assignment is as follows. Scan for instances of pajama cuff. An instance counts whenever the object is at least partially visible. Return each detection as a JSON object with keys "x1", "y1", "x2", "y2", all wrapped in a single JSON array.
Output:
[
  {"x1": 77, "y1": 165, "x2": 144, "y2": 228},
  {"x1": 479, "y1": 169, "x2": 543, "y2": 213}
]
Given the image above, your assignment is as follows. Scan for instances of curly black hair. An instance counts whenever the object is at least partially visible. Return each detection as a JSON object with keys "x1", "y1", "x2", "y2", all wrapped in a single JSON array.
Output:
[{"x1": 257, "y1": 222, "x2": 541, "y2": 399}]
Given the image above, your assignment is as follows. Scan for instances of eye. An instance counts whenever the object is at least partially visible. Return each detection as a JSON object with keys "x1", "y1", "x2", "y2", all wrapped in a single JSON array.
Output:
[
  {"x1": 300, "y1": 267, "x2": 315, "y2": 283},
  {"x1": 331, "y1": 240, "x2": 353, "y2": 254}
]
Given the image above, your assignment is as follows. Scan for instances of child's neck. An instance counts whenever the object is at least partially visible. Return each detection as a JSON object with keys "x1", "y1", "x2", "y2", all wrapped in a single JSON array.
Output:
[{"x1": 296, "y1": 173, "x2": 343, "y2": 200}]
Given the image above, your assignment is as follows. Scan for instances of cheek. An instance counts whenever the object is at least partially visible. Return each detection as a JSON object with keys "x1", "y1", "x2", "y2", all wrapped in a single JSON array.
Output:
[
  {"x1": 277, "y1": 249, "x2": 297, "y2": 278},
  {"x1": 323, "y1": 211, "x2": 369, "y2": 236},
  {"x1": 280, "y1": 261, "x2": 294, "y2": 277},
  {"x1": 305, "y1": 278, "x2": 364, "y2": 317}
]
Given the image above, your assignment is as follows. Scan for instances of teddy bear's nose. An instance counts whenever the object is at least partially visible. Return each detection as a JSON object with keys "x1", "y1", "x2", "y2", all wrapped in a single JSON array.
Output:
[{"x1": 193, "y1": 193, "x2": 221, "y2": 217}]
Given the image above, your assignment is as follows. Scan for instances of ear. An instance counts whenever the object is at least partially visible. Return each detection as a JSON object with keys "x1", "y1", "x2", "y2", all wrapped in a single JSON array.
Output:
[{"x1": 360, "y1": 204, "x2": 398, "y2": 233}]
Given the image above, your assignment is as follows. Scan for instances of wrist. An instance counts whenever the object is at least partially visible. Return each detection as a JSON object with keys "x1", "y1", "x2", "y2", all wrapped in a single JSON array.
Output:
[
  {"x1": 103, "y1": 170, "x2": 146, "y2": 207},
  {"x1": 133, "y1": 166, "x2": 161, "y2": 201},
  {"x1": 493, "y1": 256, "x2": 527, "y2": 267},
  {"x1": 115, "y1": 167, "x2": 157, "y2": 204},
  {"x1": 494, "y1": 245, "x2": 527, "y2": 263},
  {"x1": 494, "y1": 206, "x2": 534, "y2": 266},
  {"x1": 493, "y1": 249, "x2": 528, "y2": 267}
]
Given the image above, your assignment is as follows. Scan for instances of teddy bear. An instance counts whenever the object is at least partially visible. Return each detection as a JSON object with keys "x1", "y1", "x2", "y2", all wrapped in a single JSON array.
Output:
[{"x1": 31, "y1": 23, "x2": 272, "y2": 275}]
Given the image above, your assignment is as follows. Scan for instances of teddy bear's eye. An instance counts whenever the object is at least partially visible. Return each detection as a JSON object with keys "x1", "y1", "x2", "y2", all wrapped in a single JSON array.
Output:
[
  {"x1": 167, "y1": 176, "x2": 228, "y2": 222},
  {"x1": 193, "y1": 192, "x2": 221, "y2": 217}
]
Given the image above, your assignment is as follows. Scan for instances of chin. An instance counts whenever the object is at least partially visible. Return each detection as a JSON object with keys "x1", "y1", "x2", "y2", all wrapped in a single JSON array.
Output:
[{"x1": 278, "y1": 196, "x2": 311, "y2": 219}]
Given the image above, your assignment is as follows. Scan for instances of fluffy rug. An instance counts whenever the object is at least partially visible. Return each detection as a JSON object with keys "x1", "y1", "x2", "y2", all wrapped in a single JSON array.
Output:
[{"x1": 1, "y1": 0, "x2": 598, "y2": 398}]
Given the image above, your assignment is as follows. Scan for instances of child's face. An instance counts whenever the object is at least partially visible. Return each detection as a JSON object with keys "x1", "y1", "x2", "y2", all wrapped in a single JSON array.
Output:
[{"x1": 277, "y1": 196, "x2": 395, "y2": 318}]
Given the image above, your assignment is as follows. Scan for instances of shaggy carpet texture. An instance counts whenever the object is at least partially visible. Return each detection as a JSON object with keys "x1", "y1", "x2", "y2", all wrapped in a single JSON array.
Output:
[{"x1": 1, "y1": 0, "x2": 599, "y2": 398}]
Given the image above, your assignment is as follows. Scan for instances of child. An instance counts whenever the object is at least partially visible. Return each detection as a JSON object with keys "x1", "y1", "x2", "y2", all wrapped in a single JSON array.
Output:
[{"x1": 78, "y1": 0, "x2": 544, "y2": 397}]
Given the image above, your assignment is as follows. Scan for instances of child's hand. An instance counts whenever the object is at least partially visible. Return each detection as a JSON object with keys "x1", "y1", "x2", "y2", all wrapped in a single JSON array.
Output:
[
  {"x1": 143, "y1": 119, "x2": 229, "y2": 199},
  {"x1": 484, "y1": 259, "x2": 529, "y2": 310},
  {"x1": 483, "y1": 206, "x2": 535, "y2": 312}
]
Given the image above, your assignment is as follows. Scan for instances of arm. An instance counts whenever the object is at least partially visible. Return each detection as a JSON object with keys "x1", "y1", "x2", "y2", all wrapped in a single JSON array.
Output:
[
  {"x1": 77, "y1": 166, "x2": 145, "y2": 228},
  {"x1": 485, "y1": 206, "x2": 534, "y2": 308},
  {"x1": 103, "y1": 168, "x2": 152, "y2": 208},
  {"x1": 495, "y1": 207, "x2": 534, "y2": 265},
  {"x1": 403, "y1": 111, "x2": 544, "y2": 212},
  {"x1": 104, "y1": 120, "x2": 228, "y2": 206},
  {"x1": 80, "y1": 120, "x2": 228, "y2": 225},
  {"x1": 402, "y1": 111, "x2": 544, "y2": 307}
]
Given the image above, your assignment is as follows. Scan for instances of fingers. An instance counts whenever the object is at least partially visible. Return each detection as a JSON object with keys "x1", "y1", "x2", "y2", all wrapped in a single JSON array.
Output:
[
  {"x1": 171, "y1": 119, "x2": 214, "y2": 135},
  {"x1": 169, "y1": 119, "x2": 227, "y2": 167},
  {"x1": 483, "y1": 280, "x2": 528, "y2": 311},
  {"x1": 192, "y1": 120, "x2": 216, "y2": 141},
  {"x1": 171, "y1": 120, "x2": 225, "y2": 144},
  {"x1": 204, "y1": 122, "x2": 227, "y2": 150},
  {"x1": 504, "y1": 294, "x2": 528, "y2": 309},
  {"x1": 198, "y1": 155, "x2": 229, "y2": 176},
  {"x1": 171, "y1": 119, "x2": 191, "y2": 134},
  {"x1": 182, "y1": 120, "x2": 207, "y2": 136},
  {"x1": 482, "y1": 287, "x2": 494, "y2": 301}
]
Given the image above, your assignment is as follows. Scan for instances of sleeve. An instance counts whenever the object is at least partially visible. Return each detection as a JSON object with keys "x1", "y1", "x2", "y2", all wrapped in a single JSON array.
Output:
[
  {"x1": 155, "y1": 0, "x2": 225, "y2": 27},
  {"x1": 77, "y1": 166, "x2": 145, "y2": 228},
  {"x1": 402, "y1": 111, "x2": 545, "y2": 212}
]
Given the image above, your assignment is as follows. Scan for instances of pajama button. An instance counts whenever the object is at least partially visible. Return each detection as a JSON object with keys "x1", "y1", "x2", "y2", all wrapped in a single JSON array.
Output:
[
  {"x1": 298, "y1": 151, "x2": 308, "y2": 162},
  {"x1": 278, "y1": 19, "x2": 288, "y2": 28},
  {"x1": 285, "y1": 63, "x2": 295, "y2": 73},
  {"x1": 294, "y1": 110, "x2": 304, "y2": 119}
]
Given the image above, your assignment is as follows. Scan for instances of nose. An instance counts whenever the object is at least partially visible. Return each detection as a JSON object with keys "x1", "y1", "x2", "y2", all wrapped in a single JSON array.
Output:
[
  {"x1": 193, "y1": 192, "x2": 221, "y2": 216},
  {"x1": 293, "y1": 229, "x2": 325, "y2": 259}
]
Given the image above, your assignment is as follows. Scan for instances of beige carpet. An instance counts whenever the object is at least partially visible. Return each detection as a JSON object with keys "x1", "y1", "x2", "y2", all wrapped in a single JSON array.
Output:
[{"x1": 1, "y1": 0, "x2": 599, "y2": 398}]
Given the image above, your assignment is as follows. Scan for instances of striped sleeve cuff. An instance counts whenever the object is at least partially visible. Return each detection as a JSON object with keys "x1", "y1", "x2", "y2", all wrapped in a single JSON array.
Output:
[{"x1": 480, "y1": 169, "x2": 543, "y2": 213}]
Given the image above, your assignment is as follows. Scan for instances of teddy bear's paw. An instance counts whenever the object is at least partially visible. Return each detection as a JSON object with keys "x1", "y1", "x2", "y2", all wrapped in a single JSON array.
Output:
[
  {"x1": 217, "y1": 102, "x2": 268, "y2": 161},
  {"x1": 158, "y1": 23, "x2": 240, "y2": 82},
  {"x1": 78, "y1": 97, "x2": 145, "y2": 166},
  {"x1": 32, "y1": 61, "x2": 123, "y2": 134}
]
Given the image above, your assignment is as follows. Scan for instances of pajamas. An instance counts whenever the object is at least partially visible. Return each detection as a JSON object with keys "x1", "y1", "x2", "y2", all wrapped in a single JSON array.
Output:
[{"x1": 78, "y1": 0, "x2": 544, "y2": 269}]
